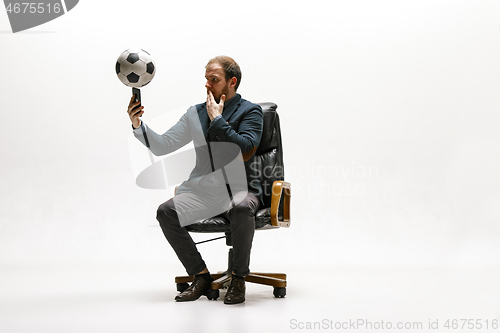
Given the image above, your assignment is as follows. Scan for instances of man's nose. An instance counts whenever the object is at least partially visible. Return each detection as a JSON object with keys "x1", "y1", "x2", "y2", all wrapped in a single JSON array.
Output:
[{"x1": 205, "y1": 81, "x2": 211, "y2": 89}]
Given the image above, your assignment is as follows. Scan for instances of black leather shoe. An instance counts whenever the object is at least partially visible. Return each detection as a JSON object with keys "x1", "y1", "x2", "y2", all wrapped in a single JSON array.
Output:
[
  {"x1": 175, "y1": 276, "x2": 212, "y2": 302},
  {"x1": 224, "y1": 275, "x2": 246, "y2": 304}
]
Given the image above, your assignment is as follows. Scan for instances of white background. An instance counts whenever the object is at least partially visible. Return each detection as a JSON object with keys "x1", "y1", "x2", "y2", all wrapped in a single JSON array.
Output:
[
  {"x1": 2, "y1": 1, "x2": 500, "y2": 332},
  {"x1": 1, "y1": 0, "x2": 500, "y2": 271}
]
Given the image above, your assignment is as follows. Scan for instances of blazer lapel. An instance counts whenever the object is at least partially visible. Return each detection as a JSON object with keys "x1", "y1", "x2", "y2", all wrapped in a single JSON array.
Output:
[{"x1": 221, "y1": 94, "x2": 242, "y2": 122}]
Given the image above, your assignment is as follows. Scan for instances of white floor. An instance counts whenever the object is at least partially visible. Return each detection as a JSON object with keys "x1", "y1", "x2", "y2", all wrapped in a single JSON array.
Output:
[{"x1": 1, "y1": 265, "x2": 499, "y2": 333}]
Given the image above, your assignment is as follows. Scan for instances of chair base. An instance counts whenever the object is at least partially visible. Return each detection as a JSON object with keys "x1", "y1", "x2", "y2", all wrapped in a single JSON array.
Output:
[
  {"x1": 175, "y1": 272, "x2": 287, "y2": 300},
  {"x1": 175, "y1": 272, "x2": 286, "y2": 288},
  {"x1": 174, "y1": 247, "x2": 287, "y2": 300}
]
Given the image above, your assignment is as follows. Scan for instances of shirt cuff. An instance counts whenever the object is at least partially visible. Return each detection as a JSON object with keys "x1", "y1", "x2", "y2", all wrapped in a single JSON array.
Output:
[{"x1": 132, "y1": 121, "x2": 143, "y2": 132}]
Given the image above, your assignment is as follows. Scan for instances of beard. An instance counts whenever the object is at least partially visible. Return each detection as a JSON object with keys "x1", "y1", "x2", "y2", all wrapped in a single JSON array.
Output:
[{"x1": 213, "y1": 83, "x2": 231, "y2": 103}]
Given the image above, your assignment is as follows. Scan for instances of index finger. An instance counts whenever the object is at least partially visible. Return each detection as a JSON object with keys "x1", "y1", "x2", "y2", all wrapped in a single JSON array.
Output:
[{"x1": 207, "y1": 90, "x2": 214, "y2": 103}]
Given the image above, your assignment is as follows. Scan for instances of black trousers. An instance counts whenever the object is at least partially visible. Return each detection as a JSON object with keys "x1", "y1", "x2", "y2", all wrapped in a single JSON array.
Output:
[{"x1": 156, "y1": 191, "x2": 260, "y2": 277}]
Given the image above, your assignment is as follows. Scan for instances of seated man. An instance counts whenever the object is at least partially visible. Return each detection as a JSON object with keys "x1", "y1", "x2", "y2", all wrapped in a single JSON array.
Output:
[{"x1": 127, "y1": 56, "x2": 264, "y2": 304}]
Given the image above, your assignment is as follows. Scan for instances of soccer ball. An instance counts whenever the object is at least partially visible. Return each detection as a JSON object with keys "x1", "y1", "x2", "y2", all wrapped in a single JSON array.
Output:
[{"x1": 115, "y1": 48, "x2": 156, "y2": 87}]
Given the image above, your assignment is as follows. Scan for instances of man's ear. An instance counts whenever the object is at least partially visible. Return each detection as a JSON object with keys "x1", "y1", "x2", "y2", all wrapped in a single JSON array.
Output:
[{"x1": 230, "y1": 77, "x2": 237, "y2": 89}]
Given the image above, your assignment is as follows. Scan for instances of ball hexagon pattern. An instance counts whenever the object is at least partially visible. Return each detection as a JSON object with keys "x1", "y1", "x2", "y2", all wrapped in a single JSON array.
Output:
[{"x1": 116, "y1": 48, "x2": 156, "y2": 88}]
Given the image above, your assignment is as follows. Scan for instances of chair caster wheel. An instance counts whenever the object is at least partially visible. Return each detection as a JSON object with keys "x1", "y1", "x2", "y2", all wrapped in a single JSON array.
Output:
[
  {"x1": 206, "y1": 288, "x2": 219, "y2": 300},
  {"x1": 273, "y1": 287, "x2": 286, "y2": 298},
  {"x1": 176, "y1": 283, "x2": 190, "y2": 293}
]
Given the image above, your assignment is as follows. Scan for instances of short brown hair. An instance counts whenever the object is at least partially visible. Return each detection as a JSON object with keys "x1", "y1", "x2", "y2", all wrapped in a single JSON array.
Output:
[{"x1": 206, "y1": 56, "x2": 242, "y2": 91}]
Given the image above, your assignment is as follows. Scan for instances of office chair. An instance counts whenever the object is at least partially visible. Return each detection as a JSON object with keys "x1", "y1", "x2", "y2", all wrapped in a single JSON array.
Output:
[{"x1": 174, "y1": 102, "x2": 291, "y2": 300}]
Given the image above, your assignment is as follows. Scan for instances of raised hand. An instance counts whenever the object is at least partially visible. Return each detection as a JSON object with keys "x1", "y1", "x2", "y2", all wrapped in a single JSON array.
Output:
[
  {"x1": 206, "y1": 90, "x2": 225, "y2": 121},
  {"x1": 127, "y1": 94, "x2": 144, "y2": 129}
]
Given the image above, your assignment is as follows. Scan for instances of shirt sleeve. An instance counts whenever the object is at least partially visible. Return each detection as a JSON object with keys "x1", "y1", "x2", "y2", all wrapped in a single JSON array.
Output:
[{"x1": 133, "y1": 111, "x2": 193, "y2": 156}]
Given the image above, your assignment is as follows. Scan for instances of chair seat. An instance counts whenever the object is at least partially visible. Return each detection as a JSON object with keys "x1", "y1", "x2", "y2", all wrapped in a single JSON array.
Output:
[{"x1": 185, "y1": 207, "x2": 280, "y2": 233}]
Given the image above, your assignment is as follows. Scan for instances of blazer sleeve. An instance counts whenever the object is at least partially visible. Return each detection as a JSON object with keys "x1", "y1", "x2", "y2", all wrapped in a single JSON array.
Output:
[
  {"x1": 207, "y1": 104, "x2": 263, "y2": 161},
  {"x1": 133, "y1": 111, "x2": 193, "y2": 156}
]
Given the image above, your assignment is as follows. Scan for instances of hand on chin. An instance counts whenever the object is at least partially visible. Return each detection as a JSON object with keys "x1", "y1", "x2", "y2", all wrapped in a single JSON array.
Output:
[{"x1": 212, "y1": 93, "x2": 221, "y2": 103}]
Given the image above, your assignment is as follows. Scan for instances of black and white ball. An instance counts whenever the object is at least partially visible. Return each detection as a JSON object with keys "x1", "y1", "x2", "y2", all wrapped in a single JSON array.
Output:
[{"x1": 115, "y1": 48, "x2": 156, "y2": 87}]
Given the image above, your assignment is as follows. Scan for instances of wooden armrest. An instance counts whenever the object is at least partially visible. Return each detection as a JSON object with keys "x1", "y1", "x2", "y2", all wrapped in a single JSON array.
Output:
[{"x1": 270, "y1": 180, "x2": 291, "y2": 228}]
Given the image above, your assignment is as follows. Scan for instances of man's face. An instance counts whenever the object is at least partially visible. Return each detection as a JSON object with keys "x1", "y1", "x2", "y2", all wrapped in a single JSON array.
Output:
[{"x1": 205, "y1": 63, "x2": 231, "y2": 103}]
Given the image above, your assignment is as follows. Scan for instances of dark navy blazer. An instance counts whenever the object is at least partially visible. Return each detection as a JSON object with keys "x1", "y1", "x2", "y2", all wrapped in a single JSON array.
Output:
[{"x1": 133, "y1": 93, "x2": 264, "y2": 205}]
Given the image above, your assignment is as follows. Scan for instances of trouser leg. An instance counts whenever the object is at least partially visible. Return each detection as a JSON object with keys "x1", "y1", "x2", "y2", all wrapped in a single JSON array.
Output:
[
  {"x1": 224, "y1": 192, "x2": 260, "y2": 277},
  {"x1": 156, "y1": 195, "x2": 207, "y2": 276}
]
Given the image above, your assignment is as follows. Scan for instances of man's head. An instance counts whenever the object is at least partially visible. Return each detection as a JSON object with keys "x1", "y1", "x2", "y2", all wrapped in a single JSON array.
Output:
[{"x1": 205, "y1": 56, "x2": 241, "y2": 103}]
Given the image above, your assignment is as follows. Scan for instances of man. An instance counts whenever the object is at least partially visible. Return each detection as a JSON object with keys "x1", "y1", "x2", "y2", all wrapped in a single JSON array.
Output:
[{"x1": 127, "y1": 56, "x2": 263, "y2": 304}]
